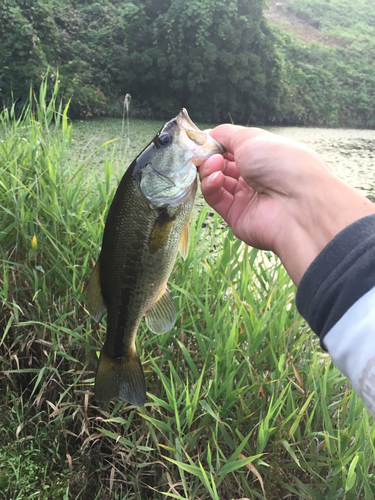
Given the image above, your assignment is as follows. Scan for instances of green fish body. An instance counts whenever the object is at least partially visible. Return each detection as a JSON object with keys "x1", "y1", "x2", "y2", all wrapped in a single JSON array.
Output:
[{"x1": 86, "y1": 109, "x2": 225, "y2": 406}]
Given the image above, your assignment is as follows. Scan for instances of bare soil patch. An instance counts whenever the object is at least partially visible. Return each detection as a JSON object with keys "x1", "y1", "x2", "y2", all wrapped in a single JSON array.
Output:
[{"x1": 264, "y1": 0, "x2": 340, "y2": 46}]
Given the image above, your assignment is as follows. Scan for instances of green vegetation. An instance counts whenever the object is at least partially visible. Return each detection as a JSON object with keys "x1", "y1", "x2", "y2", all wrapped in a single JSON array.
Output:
[
  {"x1": 272, "y1": 0, "x2": 375, "y2": 127},
  {"x1": 0, "y1": 0, "x2": 280, "y2": 123},
  {"x1": 1, "y1": 81, "x2": 375, "y2": 500},
  {"x1": 2, "y1": 0, "x2": 375, "y2": 127}
]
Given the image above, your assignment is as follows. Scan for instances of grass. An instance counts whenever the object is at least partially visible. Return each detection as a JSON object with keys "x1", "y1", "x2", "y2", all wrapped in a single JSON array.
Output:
[
  {"x1": 1, "y1": 80, "x2": 375, "y2": 499},
  {"x1": 68, "y1": 118, "x2": 164, "y2": 179}
]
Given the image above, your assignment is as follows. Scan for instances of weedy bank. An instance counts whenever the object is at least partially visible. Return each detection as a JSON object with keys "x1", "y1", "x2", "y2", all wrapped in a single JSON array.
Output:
[{"x1": 1, "y1": 82, "x2": 374, "y2": 500}]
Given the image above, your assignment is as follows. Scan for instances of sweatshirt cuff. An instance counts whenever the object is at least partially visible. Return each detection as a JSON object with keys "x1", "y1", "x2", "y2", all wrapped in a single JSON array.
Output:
[{"x1": 296, "y1": 214, "x2": 375, "y2": 348}]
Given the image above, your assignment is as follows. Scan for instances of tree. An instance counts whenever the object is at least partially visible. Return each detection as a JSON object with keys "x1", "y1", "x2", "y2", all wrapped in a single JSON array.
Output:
[
  {"x1": 118, "y1": 0, "x2": 281, "y2": 123},
  {"x1": 0, "y1": 0, "x2": 52, "y2": 109},
  {"x1": 1, "y1": 0, "x2": 281, "y2": 123}
]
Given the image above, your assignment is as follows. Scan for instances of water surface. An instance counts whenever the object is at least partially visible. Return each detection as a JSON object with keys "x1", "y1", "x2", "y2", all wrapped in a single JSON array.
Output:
[
  {"x1": 71, "y1": 119, "x2": 375, "y2": 201},
  {"x1": 267, "y1": 127, "x2": 375, "y2": 201}
]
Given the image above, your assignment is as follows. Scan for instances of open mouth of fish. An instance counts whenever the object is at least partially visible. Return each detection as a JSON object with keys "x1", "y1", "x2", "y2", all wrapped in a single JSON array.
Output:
[{"x1": 177, "y1": 108, "x2": 226, "y2": 166}]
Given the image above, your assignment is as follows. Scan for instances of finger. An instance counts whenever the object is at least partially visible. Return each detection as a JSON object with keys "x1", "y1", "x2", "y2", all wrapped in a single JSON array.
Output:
[
  {"x1": 209, "y1": 124, "x2": 270, "y2": 156},
  {"x1": 223, "y1": 151, "x2": 235, "y2": 162},
  {"x1": 199, "y1": 155, "x2": 239, "y2": 182},
  {"x1": 199, "y1": 155, "x2": 223, "y2": 181},
  {"x1": 218, "y1": 173, "x2": 238, "y2": 196},
  {"x1": 200, "y1": 171, "x2": 235, "y2": 220},
  {"x1": 201, "y1": 167, "x2": 239, "y2": 196}
]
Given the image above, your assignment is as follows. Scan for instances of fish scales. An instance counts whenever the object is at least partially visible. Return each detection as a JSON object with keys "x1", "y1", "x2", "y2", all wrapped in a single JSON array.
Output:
[
  {"x1": 85, "y1": 109, "x2": 225, "y2": 406},
  {"x1": 100, "y1": 162, "x2": 196, "y2": 359}
]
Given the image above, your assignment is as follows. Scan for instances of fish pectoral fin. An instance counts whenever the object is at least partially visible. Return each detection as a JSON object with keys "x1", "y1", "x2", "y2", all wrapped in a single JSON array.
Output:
[
  {"x1": 85, "y1": 260, "x2": 106, "y2": 322},
  {"x1": 95, "y1": 349, "x2": 146, "y2": 406},
  {"x1": 145, "y1": 287, "x2": 176, "y2": 334},
  {"x1": 178, "y1": 220, "x2": 190, "y2": 260},
  {"x1": 149, "y1": 210, "x2": 175, "y2": 255}
]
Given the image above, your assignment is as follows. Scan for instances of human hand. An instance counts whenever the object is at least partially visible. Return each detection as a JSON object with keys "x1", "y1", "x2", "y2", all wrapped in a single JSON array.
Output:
[{"x1": 200, "y1": 124, "x2": 375, "y2": 284}]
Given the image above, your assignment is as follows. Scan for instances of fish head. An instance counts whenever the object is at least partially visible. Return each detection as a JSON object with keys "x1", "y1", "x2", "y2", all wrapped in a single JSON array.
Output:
[{"x1": 135, "y1": 109, "x2": 226, "y2": 208}]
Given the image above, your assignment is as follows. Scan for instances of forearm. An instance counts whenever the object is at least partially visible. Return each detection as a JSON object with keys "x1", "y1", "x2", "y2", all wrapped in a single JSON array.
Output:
[{"x1": 275, "y1": 174, "x2": 375, "y2": 285}]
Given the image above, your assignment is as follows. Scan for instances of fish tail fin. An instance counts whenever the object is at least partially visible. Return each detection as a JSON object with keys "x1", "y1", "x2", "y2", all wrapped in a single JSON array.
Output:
[{"x1": 95, "y1": 349, "x2": 146, "y2": 406}]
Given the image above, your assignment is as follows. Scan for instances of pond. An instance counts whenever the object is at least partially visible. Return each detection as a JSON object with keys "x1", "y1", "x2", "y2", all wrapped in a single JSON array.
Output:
[
  {"x1": 267, "y1": 126, "x2": 375, "y2": 201},
  {"x1": 70, "y1": 118, "x2": 375, "y2": 201}
]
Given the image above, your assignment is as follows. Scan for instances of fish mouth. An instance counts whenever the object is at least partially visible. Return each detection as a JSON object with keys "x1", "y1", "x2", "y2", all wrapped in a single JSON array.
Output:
[
  {"x1": 177, "y1": 108, "x2": 226, "y2": 164},
  {"x1": 180, "y1": 108, "x2": 201, "y2": 132}
]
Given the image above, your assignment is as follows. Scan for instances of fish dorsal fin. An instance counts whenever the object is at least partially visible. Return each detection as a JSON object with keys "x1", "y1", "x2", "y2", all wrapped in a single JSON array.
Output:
[
  {"x1": 145, "y1": 287, "x2": 176, "y2": 334},
  {"x1": 149, "y1": 210, "x2": 175, "y2": 255},
  {"x1": 85, "y1": 260, "x2": 106, "y2": 322},
  {"x1": 178, "y1": 220, "x2": 190, "y2": 260}
]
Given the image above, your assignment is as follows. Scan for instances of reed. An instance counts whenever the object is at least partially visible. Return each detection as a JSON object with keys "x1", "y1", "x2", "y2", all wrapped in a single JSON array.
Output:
[{"x1": 1, "y1": 80, "x2": 374, "y2": 500}]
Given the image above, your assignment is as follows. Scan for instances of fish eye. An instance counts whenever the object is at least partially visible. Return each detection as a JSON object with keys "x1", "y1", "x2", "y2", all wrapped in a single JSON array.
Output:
[{"x1": 158, "y1": 133, "x2": 173, "y2": 147}]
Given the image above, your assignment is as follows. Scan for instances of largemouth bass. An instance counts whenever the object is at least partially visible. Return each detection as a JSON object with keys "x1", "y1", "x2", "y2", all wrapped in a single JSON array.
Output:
[{"x1": 86, "y1": 109, "x2": 225, "y2": 406}]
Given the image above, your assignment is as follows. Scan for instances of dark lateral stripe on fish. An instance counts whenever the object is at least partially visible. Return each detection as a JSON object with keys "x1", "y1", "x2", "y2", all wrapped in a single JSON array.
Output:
[{"x1": 104, "y1": 295, "x2": 138, "y2": 359}]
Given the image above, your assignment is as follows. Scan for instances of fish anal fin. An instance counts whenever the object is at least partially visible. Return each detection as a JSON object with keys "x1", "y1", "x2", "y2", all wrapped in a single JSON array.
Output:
[
  {"x1": 86, "y1": 260, "x2": 106, "y2": 322},
  {"x1": 149, "y1": 210, "x2": 175, "y2": 255},
  {"x1": 178, "y1": 220, "x2": 190, "y2": 260},
  {"x1": 145, "y1": 287, "x2": 176, "y2": 334},
  {"x1": 95, "y1": 348, "x2": 146, "y2": 406}
]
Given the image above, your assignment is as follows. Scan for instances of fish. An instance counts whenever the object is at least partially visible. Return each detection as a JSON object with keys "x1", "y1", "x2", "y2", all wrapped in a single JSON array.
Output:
[{"x1": 85, "y1": 109, "x2": 226, "y2": 406}]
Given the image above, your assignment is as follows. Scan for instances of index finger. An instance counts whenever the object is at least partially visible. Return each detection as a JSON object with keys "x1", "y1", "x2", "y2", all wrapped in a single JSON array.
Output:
[
  {"x1": 199, "y1": 154, "x2": 239, "y2": 182},
  {"x1": 209, "y1": 124, "x2": 271, "y2": 156}
]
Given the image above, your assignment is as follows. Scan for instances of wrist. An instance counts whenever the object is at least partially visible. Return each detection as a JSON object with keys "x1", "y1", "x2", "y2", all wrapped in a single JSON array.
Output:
[{"x1": 277, "y1": 176, "x2": 375, "y2": 285}]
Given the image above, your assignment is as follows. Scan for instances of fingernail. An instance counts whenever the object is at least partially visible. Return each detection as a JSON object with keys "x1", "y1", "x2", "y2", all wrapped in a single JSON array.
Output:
[{"x1": 208, "y1": 171, "x2": 220, "y2": 185}]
